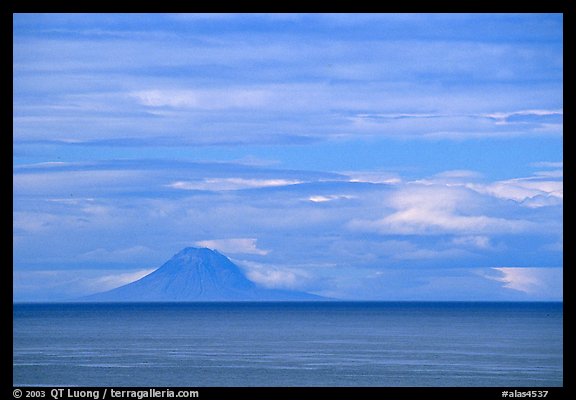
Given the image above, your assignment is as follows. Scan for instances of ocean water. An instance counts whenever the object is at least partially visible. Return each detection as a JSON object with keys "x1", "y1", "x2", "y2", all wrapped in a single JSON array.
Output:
[{"x1": 13, "y1": 302, "x2": 562, "y2": 387}]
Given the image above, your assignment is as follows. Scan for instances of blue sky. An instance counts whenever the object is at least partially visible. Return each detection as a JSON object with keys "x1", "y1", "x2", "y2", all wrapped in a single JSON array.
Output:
[{"x1": 13, "y1": 13, "x2": 563, "y2": 301}]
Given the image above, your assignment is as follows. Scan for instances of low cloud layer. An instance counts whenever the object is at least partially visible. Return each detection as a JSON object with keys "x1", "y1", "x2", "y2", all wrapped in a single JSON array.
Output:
[{"x1": 13, "y1": 159, "x2": 563, "y2": 300}]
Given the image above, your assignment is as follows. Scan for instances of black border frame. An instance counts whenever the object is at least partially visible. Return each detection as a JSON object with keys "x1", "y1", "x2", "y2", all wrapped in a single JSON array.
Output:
[{"x1": 6, "y1": 3, "x2": 571, "y2": 399}]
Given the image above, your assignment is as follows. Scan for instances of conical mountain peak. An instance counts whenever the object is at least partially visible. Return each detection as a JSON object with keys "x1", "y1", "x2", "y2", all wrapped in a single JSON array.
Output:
[
  {"x1": 175, "y1": 247, "x2": 219, "y2": 256},
  {"x1": 82, "y1": 247, "x2": 326, "y2": 302},
  {"x1": 165, "y1": 247, "x2": 224, "y2": 267}
]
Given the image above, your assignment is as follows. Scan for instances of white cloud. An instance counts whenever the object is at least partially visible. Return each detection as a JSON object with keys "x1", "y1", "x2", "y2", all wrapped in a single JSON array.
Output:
[
  {"x1": 482, "y1": 109, "x2": 563, "y2": 125},
  {"x1": 236, "y1": 260, "x2": 310, "y2": 289},
  {"x1": 489, "y1": 267, "x2": 563, "y2": 298},
  {"x1": 167, "y1": 178, "x2": 302, "y2": 191},
  {"x1": 379, "y1": 211, "x2": 525, "y2": 235},
  {"x1": 46, "y1": 197, "x2": 96, "y2": 205},
  {"x1": 90, "y1": 269, "x2": 157, "y2": 291},
  {"x1": 131, "y1": 89, "x2": 270, "y2": 110},
  {"x1": 345, "y1": 171, "x2": 402, "y2": 184},
  {"x1": 349, "y1": 185, "x2": 531, "y2": 235},
  {"x1": 422, "y1": 170, "x2": 483, "y2": 184},
  {"x1": 405, "y1": 167, "x2": 563, "y2": 209},
  {"x1": 468, "y1": 177, "x2": 563, "y2": 207},
  {"x1": 308, "y1": 194, "x2": 355, "y2": 203},
  {"x1": 347, "y1": 108, "x2": 563, "y2": 139},
  {"x1": 194, "y1": 238, "x2": 269, "y2": 255}
]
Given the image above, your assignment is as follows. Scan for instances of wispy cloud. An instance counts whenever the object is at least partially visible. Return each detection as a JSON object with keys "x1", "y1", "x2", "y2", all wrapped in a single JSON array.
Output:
[
  {"x1": 235, "y1": 260, "x2": 312, "y2": 289},
  {"x1": 531, "y1": 161, "x2": 563, "y2": 169},
  {"x1": 468, "y1": 177, "x2": 563, "y2": 207},
  {"x1": 408, "y1": 166, "x2": 563, "y2": 209},
  {"x1": 482, "y1": 109, "x2": 563, "y2": 125},
  {"x1": 90, "y1": 269, "x2": 157, "y2": 291},
  {"x1": 195, "y1": 238, "x2": 270, "y2": 256},
  {"x1": 349, "y1": 185, "x2": 533, "y2": 236},
  {"x1": 307, "y1": 194, "x2": 355, "y2": 203},
  {"x1": 78, "y1": 246, "x2": 157, "y2": 263},
  {"x1": 167, "y1": 178, "x2": 303, "y2": 191},
  {"x1": 349, "y1": 108, "x2": 563, "y2": 139},
  {"x1": 451, "y1": 235, "x2": 493, "y2": 250},
  {"x1": 488, "y1": 267, "x2": 563, "y2": 298},
  {"x1": 345, "y1": 171, "x2": 402, "y2": 185},
  {"x1": 13, "y1": 268, "x2": 157, "y2": 301},
  {"x1": 131, "y1": 89, "x2": 271, "y2": 110}
]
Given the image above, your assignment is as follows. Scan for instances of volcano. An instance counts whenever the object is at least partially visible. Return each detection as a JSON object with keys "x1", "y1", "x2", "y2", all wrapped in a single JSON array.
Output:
[{"x1": 83, "y1": 247, "x2": 325, "y2": 301}]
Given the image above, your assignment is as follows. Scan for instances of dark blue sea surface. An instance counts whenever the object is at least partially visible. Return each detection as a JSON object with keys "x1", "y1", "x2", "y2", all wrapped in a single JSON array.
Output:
[{"x1": 13, "y1": 302, "x2": 563, "y2": 387}]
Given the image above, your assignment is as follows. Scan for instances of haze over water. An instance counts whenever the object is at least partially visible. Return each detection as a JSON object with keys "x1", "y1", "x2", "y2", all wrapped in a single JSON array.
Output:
[{"x1": 13, "y1": 302, "x2": 562, "y2": 387}]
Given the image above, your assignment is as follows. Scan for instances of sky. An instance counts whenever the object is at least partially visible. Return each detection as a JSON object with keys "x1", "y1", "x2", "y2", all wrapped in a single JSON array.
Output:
[{"x1": 13, "y1": 13, "x2": 563, "y2": 301}]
